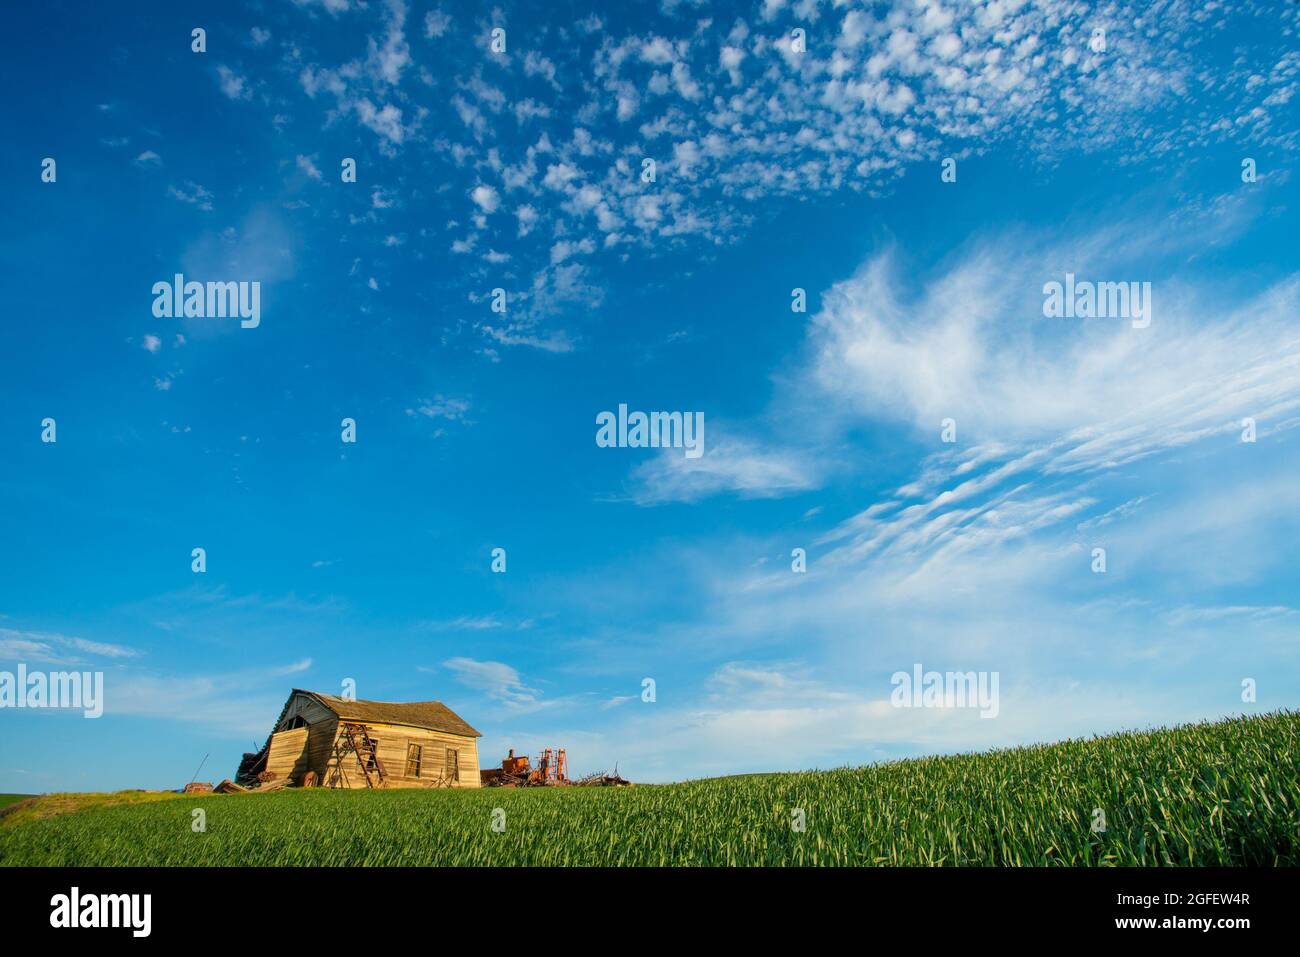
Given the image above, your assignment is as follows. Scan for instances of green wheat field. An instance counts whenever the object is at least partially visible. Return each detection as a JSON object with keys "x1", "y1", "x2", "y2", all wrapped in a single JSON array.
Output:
[{"x1": 2, "y1": 711, "x2": 1296, "y2": 866}]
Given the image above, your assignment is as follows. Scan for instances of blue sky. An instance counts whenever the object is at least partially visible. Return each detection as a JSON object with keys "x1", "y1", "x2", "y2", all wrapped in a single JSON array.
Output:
[{"x1": 2, "y1": 0, "x2": 1299, "y2": 791}]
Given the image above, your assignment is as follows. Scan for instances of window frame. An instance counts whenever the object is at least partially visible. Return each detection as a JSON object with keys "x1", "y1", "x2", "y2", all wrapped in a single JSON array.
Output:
[{"x1": 405, "y1": 742, "x2": 422, "y2": 778}]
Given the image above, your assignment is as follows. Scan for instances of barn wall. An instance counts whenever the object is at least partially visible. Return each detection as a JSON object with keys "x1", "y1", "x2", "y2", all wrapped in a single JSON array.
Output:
[
  {"x1": 265, "y1": 727, "x2": 308, "y2": 780},
  {"x1": 265, "y1": 718, "x2": 339, "y2": 784},
  {"x1": 278, "y1": 692, "x2": 336, "y2": 729},
  {"x1": 303, "y1": 716, "x2": 339, "y2": 783},
  {"x1": 323, "y1": 721, "x2": 480, "y2": 789}
]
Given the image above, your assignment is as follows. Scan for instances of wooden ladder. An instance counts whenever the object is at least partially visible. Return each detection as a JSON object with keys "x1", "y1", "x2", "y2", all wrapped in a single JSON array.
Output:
[{"x1": 331, "y1": 722, "x2": 387, "y2": 788}]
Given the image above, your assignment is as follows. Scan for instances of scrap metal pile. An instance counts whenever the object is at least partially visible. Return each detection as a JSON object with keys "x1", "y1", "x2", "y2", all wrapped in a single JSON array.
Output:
[{"x1": 481, "y1": 748, "x2": 631, "y2": 787}]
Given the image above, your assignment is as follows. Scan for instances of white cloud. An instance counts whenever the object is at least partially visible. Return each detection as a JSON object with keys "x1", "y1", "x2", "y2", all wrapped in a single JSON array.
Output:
[
  {"x1": 168, "y1": 181, "x2": 214, "y2": 211},
  {"x1": 470, "y1": 183, "x2": 499, "y2": 213},
  {"x1": 0, "y1": 628, "x2": 139, "y2": 665},
  {"x1": 406, "y1": 395, "x2": 470, "y2": 421},
  {"x1": 550, "y1": 238, "x2": 594, "y2": 264},
  {"x1": 296, "y1": 154, "x2": 323, "y2": 180},
  {"x1": 640, "y1": 37, "x2": 675, "y2": 65},
  {"x1": 442, "y1": 657, "x2": 540, "y2": 706},
  {"x1": 353, "y1": 99, "x2": 404, "y2": 146},
  {"x1": 541, "y1": 162, "x2": 579, "y2": 191},
  {"x1": 272, "y1": 0, "x2": 1300, "y2": 368},
  {"x1": 670, "y1": 61, "x2": 701, "y2": 100},
  {"x1": 424, "y1": 9, "x2": 451, "y2": 39},
  {"x1": 806, "y1": 225, "x2": 1300, "y2": 470},
  {"x1": 421, "y1": 615, "x2": 504, "y2": 631},
  {"x1": 292, "y1": 0, "x2": 352, "y2": 14},
  {"x1": 216, "y1": 65, "x2": 251, "y2": 101},
  {"x1": 100, "y1": 659, "x2": 318, "y2": 737},
  {"x1": 515, "y1": 205, "x2": 538, "y2": 237},
  {"x1": 367, "y1": 0, "x2": 411, "y2": 85},
  {"x1": 481, "y1": 324, "x2": 576, "y2": 354},
  {"x1": 629, "y1": 433, "x2": 821, "y2": 505},
  {"x1": 272, "y1": 658, "x2": 313, "y2": 675}
]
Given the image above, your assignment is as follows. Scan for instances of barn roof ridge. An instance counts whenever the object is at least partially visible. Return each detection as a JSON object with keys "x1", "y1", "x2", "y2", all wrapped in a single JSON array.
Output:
[{"x1": 292, "y1": 687, "x2": 482, "y2": 738}]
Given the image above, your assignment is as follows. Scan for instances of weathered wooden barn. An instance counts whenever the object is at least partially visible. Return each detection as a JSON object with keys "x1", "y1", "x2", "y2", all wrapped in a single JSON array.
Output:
[{"x1": 237, "y1": 689, "x2": 482, "y2": 789}]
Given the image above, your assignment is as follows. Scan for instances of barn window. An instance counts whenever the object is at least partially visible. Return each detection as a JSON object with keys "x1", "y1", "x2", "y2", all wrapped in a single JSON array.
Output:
[
  {"x1": 405, "y1": 743, "x2": 422, "y2": 778},
  {"x1": 363, "y1": 738, "x2": 381, "y2": 772},
  {"x1": 445, "y1": 748, "x2": 459, "y2": 782}
]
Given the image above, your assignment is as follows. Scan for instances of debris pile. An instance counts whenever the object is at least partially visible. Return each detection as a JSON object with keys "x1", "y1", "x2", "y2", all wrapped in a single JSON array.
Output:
[
  {"x1": 573, "y1": 771, "x2": 632, "y2": 787},
  {"x1": 481, "y1": 748, "x2": 631, "y2": 787},
  {"x1": 211, "y1": 777, "x2": 290, "y2": 795},
  {"x1": 182, "y1": 782, "x2": 213, "y2": 794}
]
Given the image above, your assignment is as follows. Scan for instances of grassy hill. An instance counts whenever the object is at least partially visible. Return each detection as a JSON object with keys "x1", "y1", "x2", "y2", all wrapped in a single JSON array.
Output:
[{"x1": 2, "y1": 711, "x2": 1296, "y2": 866}]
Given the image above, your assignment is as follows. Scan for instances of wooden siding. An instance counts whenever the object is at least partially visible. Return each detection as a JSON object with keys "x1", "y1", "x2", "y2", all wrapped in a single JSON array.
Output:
[
  {"x1": 322, "y1": 721, "x2": 481, "y2": 789},
  {"x1": 265, "y1": 719, "x2": 340, "y2": 784},
  {"x1": 265, "y1": 727, "x2": 309, "y2": 780},
  {"x1": 277, "y1": 692, "x2": 337, "y2": 729},
  {"x1": 303, "y1": 716, "x2": 340, "y2": 783}
]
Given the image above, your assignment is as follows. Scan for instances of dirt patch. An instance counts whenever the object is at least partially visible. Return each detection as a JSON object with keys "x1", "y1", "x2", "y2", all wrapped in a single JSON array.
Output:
[
  {"x1": 0, "y1": 791, "x2": 187, "y2": 828},
  {"x1": 0, "y1": 798, "x2": 39, "y2": 823}
]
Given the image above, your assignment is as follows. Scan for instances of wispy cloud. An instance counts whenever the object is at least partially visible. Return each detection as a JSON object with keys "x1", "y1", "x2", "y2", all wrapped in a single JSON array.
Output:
[
  {"x1": 295, "y1": 154, "x2": 323, "y2": 181},
  {"x1": 628, "y1": 433, "x2": 821, "y2": 505},
  {"x1": 418, "y1": 615, "x2": 534, "y2": 632},
  {"x1": 216, "y1": 64, "x2": 252, "y2": 101},
  {"x1": 807, "y1": 242, "x2": 1300, "y2": 461},
  {"x1": 405, "y1": 395, "x2": 470, "y2": 422},
  {"x1": 105, "y1": 660, "x2": 318, "y2": 737},
  {"x1": 441, "y1": 657, "x2": 543, "y2": 708},
  {"x1": 0, "y1": 628, "x2": 140, "y2": 665},
  {"x1": 168, "y1": 181, "x2": 214, "y2": 211}
]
